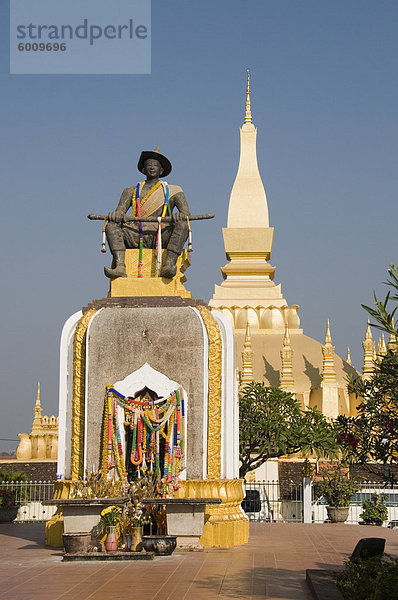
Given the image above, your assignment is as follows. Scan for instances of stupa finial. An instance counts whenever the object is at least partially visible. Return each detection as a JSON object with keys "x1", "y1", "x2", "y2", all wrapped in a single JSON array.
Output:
[
  {"x1": 244, "y1": 320, "x2": 251, "y2": 345},
  {"x1": 244, "y1": 70, "x2": 252, "y2": 125},
  {"x1": 325, "y1": 319, "x2": 332, "y2": 344},
  {"x1": 283, "y1": 323, "x2": 291, "y2": 347},
  {"x1": 35, "y1": 382, "x2": 41, "y2": 409},
  {"x1": 346, "y1": 347, "x2": 352, "y2": 365}
]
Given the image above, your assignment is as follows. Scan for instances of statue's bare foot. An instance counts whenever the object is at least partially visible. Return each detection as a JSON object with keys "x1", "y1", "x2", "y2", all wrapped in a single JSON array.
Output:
[
  {"x1": 161, "y1": 251, "x2": 178, "y2": 279},
  {"x1": 161, "y1": 264, "x2": 177, "y2": 279},
  {"x1": 104, "y1": 265, "x2": 127, "y2": 278}
]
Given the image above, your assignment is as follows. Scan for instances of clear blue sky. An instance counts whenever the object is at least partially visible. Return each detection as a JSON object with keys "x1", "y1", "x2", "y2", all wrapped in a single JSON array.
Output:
[{"x1": 1, "y1": 1, "x2": 397, "y2": 451}]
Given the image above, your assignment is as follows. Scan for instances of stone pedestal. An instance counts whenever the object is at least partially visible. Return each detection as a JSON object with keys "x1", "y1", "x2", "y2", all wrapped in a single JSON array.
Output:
[
  {"x1": 50, "y1": 255, "x2": 247, "y2": 548},
  {"x1": 147, "y1": 498, "x2": 222, "y2": 550}
]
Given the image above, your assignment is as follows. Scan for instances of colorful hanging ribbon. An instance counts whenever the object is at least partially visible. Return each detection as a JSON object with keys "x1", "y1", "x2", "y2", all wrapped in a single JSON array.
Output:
[
  {"x1": 103, "y1": 387, "x2": 185, "y2": 492},
  {"x1": 186, "y1": 216, "x2": 192, "y2": 252},
  {"x1": 101, "y1": 216, "x2": 107, "y2": 253},
  {"x1": 136, "y1": 182, "x2": 143, "y2": 277}
]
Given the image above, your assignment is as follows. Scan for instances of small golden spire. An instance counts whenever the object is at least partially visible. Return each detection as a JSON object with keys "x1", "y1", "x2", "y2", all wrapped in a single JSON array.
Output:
[
  {"x1": 32, "y1": 382, "x2": 42, "y2": 431},
  {"x1": 325, "y1": 319, "x2": 332, "y2": 344},
  {"x1": 322, "y1": 320, "x2": 337, "y2": 383},
  {"x1": 362, "y1": 320, "x2": 376, "y2": 379},
  {"x1": 244, "y1": 70, "x2": 252, "y2": 125},
  {"x1": 154, "y1": 145, "x2": 160, "y2": 152},
  {"x1": 387, "y1": 317, "x2": 397, "y2": 351},
  {"x1": 241, "y1": 321, "x2": 254, "y2": 387},
  {"x1": 377, "y1": 334, "x2": 387, "y2": 357},
  {"x1": 346, "y1": 347, "x2": 352, "y2": 365},
  {"x1": 280, "y1": 325, "x2": 294, "y2": 391}
]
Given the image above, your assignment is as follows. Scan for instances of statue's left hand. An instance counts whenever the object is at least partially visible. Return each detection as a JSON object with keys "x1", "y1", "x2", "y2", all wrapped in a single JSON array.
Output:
[{"x1": 172, "y1": 212, "x2": 188, "y2": 223}]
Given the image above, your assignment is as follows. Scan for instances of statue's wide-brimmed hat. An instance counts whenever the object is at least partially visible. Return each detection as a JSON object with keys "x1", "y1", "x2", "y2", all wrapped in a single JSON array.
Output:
[{"x1": 137, "y1": 149, "x2": 172, "y2": 177}]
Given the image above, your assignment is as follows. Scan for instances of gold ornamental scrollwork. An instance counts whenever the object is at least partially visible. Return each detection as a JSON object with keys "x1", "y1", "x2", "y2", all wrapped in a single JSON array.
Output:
[
  {"x1": 70, "y1": 309, "x2": 97, "y2": 479},
  {"x1": 197, "y1": 305, "x2": 222, "y2": 479}
]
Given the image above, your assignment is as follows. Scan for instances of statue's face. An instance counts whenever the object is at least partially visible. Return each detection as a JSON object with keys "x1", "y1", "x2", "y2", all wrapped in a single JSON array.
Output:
[{"x1": 143, "y1": 158, "x2": 163, "y2": 179}]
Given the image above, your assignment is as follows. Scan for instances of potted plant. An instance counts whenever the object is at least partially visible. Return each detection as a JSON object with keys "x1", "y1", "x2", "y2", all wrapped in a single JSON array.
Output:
[
  {"x1": 314, "y1": 465, "x2": 361, "y2": 523},
  {"x1": 360, "y1": 493, "x2": 388, "y2": 526},
  {"x1": 99, "y1": 505, "x2": 123, "y2": 552},
  {"x1": 0, "y1": 489, "x2": 18, "y2": 522}
]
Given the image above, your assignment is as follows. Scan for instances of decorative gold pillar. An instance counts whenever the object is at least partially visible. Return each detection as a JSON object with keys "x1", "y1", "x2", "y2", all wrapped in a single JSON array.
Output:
[
  {"x1": 70, "y1": 309, "x2": 97, "y2": 479},
  {"x1": 197, "y1": 305, "x2": 222, "y2": 479}
]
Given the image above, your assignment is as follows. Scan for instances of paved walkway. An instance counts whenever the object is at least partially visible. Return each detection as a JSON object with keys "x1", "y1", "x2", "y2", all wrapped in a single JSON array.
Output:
[{"x1": 0, "y1": 522, "x2": 397, "y2": 599}]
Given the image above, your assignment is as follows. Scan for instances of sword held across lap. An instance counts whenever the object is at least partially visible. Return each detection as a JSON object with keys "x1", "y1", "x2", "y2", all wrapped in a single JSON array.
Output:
[{"x1": 87, "y1": 213, "x2": 214, "y2": 223}]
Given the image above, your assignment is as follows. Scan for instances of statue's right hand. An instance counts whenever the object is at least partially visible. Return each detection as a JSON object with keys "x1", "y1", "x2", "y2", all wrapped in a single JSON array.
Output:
[{"x1": 107, "y1": 211, "x2": 123, "y2": 223}]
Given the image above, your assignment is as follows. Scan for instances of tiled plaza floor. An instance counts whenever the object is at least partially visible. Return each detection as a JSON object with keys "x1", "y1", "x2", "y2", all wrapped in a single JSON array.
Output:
[{"x1": 0, "y1": 522, "x2": 397, "y2": 599}]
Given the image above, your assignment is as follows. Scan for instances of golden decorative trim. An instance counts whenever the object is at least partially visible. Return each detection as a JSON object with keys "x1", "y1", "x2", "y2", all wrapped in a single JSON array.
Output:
[
  {"x1": 71, "y1": 309, "x2": 97, "y2": 479},
  {"x1": 197, "y1": 305, "x2": 222, "y2": 479},
  {"x1": 101, "y1": 388, "x2": 111, "y2": 477},
  {"x1": 175, "y1": 479, "x2": 248, "y2": 547}
]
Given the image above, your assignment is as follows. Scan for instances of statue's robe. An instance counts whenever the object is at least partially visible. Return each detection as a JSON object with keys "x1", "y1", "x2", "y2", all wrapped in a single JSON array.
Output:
[{"x1": 106, "y1": 182, "x2": 189, "y2": 254}]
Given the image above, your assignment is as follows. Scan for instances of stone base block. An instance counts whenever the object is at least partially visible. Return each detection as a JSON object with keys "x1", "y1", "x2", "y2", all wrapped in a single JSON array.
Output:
[{"x1": 175, "y1": 536, "x2": 204, "y2": 551}]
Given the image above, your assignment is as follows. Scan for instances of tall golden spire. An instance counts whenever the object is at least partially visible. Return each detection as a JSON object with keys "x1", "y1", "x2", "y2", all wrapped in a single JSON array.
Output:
[
  {"x1": 362, "y1": 320, "x2": 375, "y2": 380},
  {"x1": 280, "y1": 325, "x2": 295, "y2": 391},
  {"x1": 244, "y1": 70, "x2": 252, "y2": 125},
  {"x1": 221, "y1": 68, "x2": 270, "y2": 229},
  {"x1": 240, "y1": 322, "x2": 254, "y2": 387}
]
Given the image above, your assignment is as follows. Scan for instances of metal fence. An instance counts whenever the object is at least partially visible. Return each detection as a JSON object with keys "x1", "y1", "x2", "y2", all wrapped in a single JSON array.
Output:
[
  {"x1": 243, "y1": 479, "x2": 398, "y2": 527},
  {"x1": 312, "y1": 480, "x2": 398, "y2": 526},
  {"x1": 0, "y1": 480, "x2": 57, "y2": 522},
  {"x1": 243, "y1": 480, "x2": 303, "y2": 522}
]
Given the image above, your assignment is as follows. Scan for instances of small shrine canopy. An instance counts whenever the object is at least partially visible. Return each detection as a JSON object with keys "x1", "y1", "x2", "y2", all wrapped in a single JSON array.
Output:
[{"x1": 112, "y1": 362, "x2": 184, "y2": 400}]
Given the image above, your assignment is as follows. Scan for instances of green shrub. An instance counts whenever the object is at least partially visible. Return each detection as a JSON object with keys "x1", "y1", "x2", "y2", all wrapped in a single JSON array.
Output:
[
  {"x1": 360, "y1": 493, "x2": 388, "y2": 525},
  {"x1": 0, "y1": 470, "x2": 28, "y2": 483},
  {"x1": 335, "y1": 555, "x2": 398, "y2": 600},
  {"x1": 0, "y1": 471, "x2": 29, "y2": 503}
]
